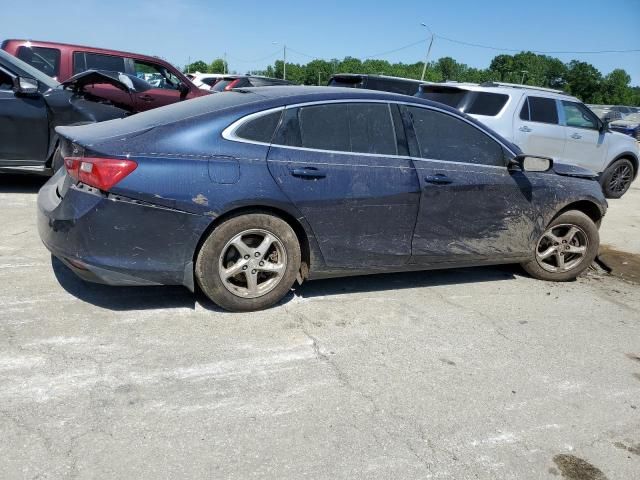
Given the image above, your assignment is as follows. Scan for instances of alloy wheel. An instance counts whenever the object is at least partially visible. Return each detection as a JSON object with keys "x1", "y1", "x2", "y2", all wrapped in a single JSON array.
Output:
[
  {"x1": 535, "y1": 224, "x2": 589, "y2": 273},
  {"x1": 218, "y1": 229, "x2": 287, "y2": 298},
  {"x1": 609, "y1": 164, "x2": 632, "y2": 193}
]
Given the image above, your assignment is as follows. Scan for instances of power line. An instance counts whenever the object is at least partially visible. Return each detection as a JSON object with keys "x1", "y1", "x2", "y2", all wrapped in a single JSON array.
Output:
[
  {"x1": 226, "y1": 49, "x2": 281, "y2": 63},
  {"x1": 363, "y1": 39, "x2": 427, "y2": 59},
  {"x1": 435, "y1": 34, "x2": 640, "y2": 55}
]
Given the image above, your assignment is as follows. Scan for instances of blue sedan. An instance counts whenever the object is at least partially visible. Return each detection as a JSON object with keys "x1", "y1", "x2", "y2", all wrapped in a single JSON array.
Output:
[{"x1": 38, "y1": 87, "x2": 607, "y2": 311}]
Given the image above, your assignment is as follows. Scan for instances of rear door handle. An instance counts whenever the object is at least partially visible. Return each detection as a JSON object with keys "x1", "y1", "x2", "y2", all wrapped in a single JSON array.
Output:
[
  {"x1": 519, "y1": 126, "x2": 532, "y2": 133},
  {"x1": 424, "y1": 174, "x2": 452, "y2": 185},
  {"x1": 571, "y1": 133, "x2": 582, "y2": 139},
  {"x1": 291, "y1": 167, "x2": 326, "y2": 179},
  {"x1": 139, "y1": 94, "x2": 155, "y2": 102}
]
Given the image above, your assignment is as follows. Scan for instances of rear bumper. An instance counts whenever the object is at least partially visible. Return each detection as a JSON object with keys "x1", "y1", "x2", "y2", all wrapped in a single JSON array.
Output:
[{"x1": 37, "y1": 170, "x2": 210, "y2": 289}]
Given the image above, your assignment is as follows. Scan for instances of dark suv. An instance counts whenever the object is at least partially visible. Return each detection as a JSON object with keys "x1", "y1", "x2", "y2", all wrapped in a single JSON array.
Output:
[
  {"x1": 328, "y1": 74, "x2": 423, "y2": 96},
  {"x1": 1, "y1": 39, "x2": 207, "y2": 111}
]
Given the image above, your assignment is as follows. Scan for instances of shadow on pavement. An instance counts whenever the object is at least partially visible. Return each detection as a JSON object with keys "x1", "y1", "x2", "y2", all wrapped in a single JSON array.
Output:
[
  {"x1": 52, "y1": 256, "x2": 225, "y2": 312},
  {"x1": 0, "y1": 174, "x2": 48, "y2": 194},
  {"x1": 53, "y1": 254, "x2": 519, "y2": 312},
  {"x1": 294, "y1": 265, "x2": 518, "y2": 300}
]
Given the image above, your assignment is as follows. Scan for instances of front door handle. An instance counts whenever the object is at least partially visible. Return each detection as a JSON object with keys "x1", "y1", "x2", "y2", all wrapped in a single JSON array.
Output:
[
  {"x1": 291, "y1": 167, "x2": 326, "y2": 179},
  {"x1": 139, "y1": 94, "x2": 155, "y2": 102},
  {"x1": 571, "y1": 133, "x2": 582, "y2": 139},
  {"x1": 425, "y1": 174, "x2": 452, "y2": 185},
  {"x1": 519, "y1": 125, "x2": 532, "y2": 133}
]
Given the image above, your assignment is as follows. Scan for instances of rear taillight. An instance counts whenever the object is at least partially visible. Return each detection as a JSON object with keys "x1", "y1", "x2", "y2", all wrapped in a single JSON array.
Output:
[
  {"x1": 224, "y1": 79, "x2": 241, "y2": 91},
  {"x1": 64, "y1": 156, "x2": 137, "y2": 191}
]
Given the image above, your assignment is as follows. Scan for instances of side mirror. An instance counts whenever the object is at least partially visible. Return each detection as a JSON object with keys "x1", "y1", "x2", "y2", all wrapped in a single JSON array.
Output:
[
  {"x1": 13, "y1": 76, "x2": 39, "y2": 96},
  {"x1": 178, "y1": 82, "x2": 190, "y2": 96},
  {"x1": 510, "y1": 154, "x2": 553, "y2": 172}
]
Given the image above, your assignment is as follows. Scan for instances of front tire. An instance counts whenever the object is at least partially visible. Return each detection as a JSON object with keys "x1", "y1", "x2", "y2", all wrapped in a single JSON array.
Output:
[
  {"x1": 195, "y1": 213, "x2": 301, "y2": 312},
  {"x1": 600, "y1": 158, "x2": 634, "y2": 198},
  {"x1": 521, "y1": 210, "x2": 599, "y2": 282}
]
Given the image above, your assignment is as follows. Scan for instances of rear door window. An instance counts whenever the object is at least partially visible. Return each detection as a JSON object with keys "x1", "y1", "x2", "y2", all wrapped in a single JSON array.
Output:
[
  {"x1": 74, "y1": 52, "x2": 126, "y2": 73},
  {"x1": 520, "y1": 96, "x2": 559, "y2": 124},
  {"x1": 16, "y1": 46, "x2": 60, "y2": 78},
  {"x1": 408, "y1": 106, "x2": 504, "y2": 167},
  {"x1": 273, "y1": 103, "x2": 398, "y2": 155}
]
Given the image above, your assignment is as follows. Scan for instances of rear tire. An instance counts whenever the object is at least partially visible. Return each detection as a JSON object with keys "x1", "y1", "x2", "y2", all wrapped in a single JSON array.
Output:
[
  {"x1": 195, "y1": 213, "x2": 301, "y2": 312},
  {"x1": 600, "y1": 158, "x2": 634, "y2": 198},
  {"x1": 521, "y1": 210, "x2": 599, "y2": 282}
]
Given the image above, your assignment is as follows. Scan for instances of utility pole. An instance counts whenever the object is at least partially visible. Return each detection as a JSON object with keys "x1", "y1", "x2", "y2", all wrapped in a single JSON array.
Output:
[
  {"x1": 273, "y1": 42, "x2": 286, "y2": 80},
  {"x1": 223, "y1": 52, "x2": 227, "y2": 74},
  {"x1": 187, "y1": 56, "x2": 191, "y2": 74},
  {"x1": 520, "y1": 70, "x2": 528, "y2": 84},
  {"x1": 283, "y1": 45, "x2": 287, "y2": 80},
  {"x1": 420, "y1": 23, "x2": 434, "y2": 82}
]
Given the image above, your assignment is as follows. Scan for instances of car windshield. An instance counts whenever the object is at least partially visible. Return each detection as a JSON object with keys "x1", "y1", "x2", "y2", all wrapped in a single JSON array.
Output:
[{"x1": 0, "y1": 49, "x2": 59, "y2": 89}]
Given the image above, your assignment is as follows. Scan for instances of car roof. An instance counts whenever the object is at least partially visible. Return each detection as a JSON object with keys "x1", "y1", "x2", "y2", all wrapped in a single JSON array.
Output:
[
  {"x1": 421, "y1": 81, "x2": 580, "y2": 102},
  {"x1": 57, "y1": 86, "x2": 520, "y2": 154},
  {"x1": 3, "y1": 38, "x2": 173, "y2": 65},
  {"x1": 332, "y1": 73, "x2": 424, "y2": 83}
]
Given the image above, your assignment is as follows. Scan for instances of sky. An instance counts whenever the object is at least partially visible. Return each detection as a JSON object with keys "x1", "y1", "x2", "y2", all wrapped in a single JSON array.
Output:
[{"x1": 3, "y1": 0, "x2": 640, "y2": 84}]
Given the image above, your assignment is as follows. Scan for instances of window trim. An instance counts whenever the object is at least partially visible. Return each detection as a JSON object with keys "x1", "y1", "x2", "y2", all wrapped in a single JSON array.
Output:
[{"x1": 222, "y1": 99, "x2": 517, "y2": 165}]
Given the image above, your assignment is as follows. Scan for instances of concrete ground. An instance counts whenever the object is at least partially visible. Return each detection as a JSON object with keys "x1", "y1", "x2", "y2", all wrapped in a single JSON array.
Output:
[{"x1": 1, "y1": 175, "x2": 639, "y2": 480}]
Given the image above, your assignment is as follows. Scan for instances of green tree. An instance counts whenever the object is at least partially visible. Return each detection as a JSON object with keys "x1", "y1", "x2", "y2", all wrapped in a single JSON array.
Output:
[
  {"x1": 209, "y1": 58, "x2": 227, "y2": 74},
  {"x1": 565, "y1": 61, "x2": 603, "y2": 102},
  {"x1": 600, "y1": 69, "x2": 633, "y2": 105},
  {"x1": 184, "y1": 60, "x2": 208, "y2": 74}
]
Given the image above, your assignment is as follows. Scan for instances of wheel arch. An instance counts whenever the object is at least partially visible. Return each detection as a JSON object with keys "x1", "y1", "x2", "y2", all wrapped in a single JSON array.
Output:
[
  {"x1": 555, "y1": 200, "x2": 605, "y2": 226},
  {"x1": 192, "y1": 205, "x2": 313, "y2": 282}
]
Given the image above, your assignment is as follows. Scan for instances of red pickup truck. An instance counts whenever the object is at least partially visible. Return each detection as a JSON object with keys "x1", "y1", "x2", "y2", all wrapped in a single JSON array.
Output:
[{"x1": 1, "y1": 39, "x2": 208, "y2": 112}]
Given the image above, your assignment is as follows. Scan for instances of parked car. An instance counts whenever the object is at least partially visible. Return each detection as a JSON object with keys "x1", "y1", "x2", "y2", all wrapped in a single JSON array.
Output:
[
  {"x1": 1, "y1": 39, "x2": 208, "y2": 111},
  {"x1": 417, "y1": 82, "x2": 639, "y2": 198},
  {"x1": 609, "y1": 113, "x2": 640, "y2": 141},
  {"x1": 587, "y1": 105, "x2": 624, "y2": 123},
  {"x1": 187, "y1": 72, "x2": 225, "y2": 90},
  {"x1": 210, "y1": 75, "x2": 294, "y2": 92},
  {"x1": 0, "y1": 50, "x2": 133, "y2": 174},
  {"x1": 39, "y1": 86, "x2": 607, "y2": 311},
  {"x1": 328, "y1": 74, "x2": 423, "y2": 96}
]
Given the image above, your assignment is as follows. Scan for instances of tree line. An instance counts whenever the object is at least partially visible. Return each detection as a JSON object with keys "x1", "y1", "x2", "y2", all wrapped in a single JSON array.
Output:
[{"x1": 185, "y1": 51, "x2": 640, "y2": 106}]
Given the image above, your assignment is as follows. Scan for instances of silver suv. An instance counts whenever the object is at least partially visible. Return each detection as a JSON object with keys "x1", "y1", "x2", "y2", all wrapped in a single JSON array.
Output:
[{"x1": 417, "y1": 82, "x2": 640, "y2": 198}]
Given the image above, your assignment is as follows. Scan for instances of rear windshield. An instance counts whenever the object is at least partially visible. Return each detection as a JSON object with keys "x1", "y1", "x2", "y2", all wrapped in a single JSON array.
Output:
[
  {"x1": 16, "y1": 46, "x2": 60, "y2": 79},
  {"x1": 201, "y1": 77, "x2": 220, "y2": 87},
  {"x1": 328, "y1": 76, "x2": 364, "y2": 88}
]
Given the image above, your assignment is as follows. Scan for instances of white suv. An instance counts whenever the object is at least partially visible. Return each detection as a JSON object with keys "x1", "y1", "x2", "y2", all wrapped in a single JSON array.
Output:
[{"x1": 417, "y1": 82, "x2": 639, "y2": 198}]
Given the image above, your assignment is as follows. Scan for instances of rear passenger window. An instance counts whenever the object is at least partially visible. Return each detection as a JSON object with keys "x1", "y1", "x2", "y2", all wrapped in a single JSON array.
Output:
[
  {"x1": 525, "y1": 96, "x2": 558, "y2": 124},
  {"x1": 408, "y1": 106, "x2": 504, "y2": 167},
  {"x1": 273, "y1": 103, "x2": 397, "y2": 155},
  {"x1": 299, "y1": 104, "x2": 351, "y2": 152},
  {"x1": 16, "y1": 46, "x2": 60, "y2": 78},
  {"x1": 235, "y1": 110, "x2": 283, "y2": 144},
  {"x1": 465, "y1": 92, "x2": 509, "y2": 116},
  {"x1": 83, "y1": 53, "x2": 126, "y2": 73}
]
